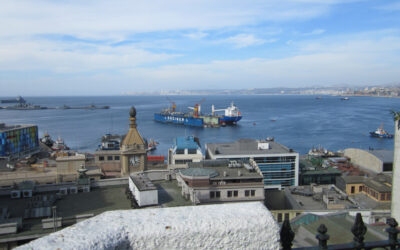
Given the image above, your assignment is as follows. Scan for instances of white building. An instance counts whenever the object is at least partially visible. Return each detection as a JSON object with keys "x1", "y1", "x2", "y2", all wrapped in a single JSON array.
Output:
[
  {"x1": 168, "y1": 136, "x2": 203, "y2": 169},
  {"x1": 206, "y1": 138, "x2": 299, "y2": 189},
  {"x1": 128, "y1": 173, "x2": 158, "y2": 207}
]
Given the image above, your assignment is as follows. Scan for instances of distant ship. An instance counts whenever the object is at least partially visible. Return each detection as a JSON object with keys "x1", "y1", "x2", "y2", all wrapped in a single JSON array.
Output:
[
  {"x1": 154, "y1": 102, "x2": 242, "y2": 127},
  {"x1": 0, "y1": 96, "x2": 26, "y2": 104},
  {"x1": 341, "y1": 97, "x2": 349, "y2": 100},
  {"x1": 370, "y1": 123, "x2": 393, "y2": 138}
]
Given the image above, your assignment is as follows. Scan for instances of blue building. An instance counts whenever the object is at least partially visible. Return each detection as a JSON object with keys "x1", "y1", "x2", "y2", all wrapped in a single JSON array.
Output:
[
  {"x1": 0, "y1": 123, "x2": 39, "y2": 159},
  {"x1": 168, "y1": 136, "x2": 203, "y2": 168},
  {"x1": 205, "y1": 138, "x2": 299, "y2": 189}
]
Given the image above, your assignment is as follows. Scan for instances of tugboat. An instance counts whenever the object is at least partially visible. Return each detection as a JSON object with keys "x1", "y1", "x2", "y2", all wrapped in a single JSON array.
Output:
[
  {"x1": 40, "y1": 132, "x2": 54, "y2": 148},
  {"x1": 51, "y1": 137, "x2": 70, "y2": 151},
  {"x1": 370, "y1": 124, "x2": 393, "y2": 138}
]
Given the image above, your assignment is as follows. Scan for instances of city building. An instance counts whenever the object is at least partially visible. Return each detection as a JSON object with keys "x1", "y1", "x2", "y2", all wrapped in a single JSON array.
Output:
[
  {"x1": 168, "y1": 136, "x2": 203, "y2": 168},
  {"x1": 205, "y1": 138, "x2": 299, "y2": 189},
  {"x1": 344, "y1": 148, "x2": 393, "y2": 173},
  {"x1": 56, "y1": 154, "x2": 101, "y2": 182},
  {"x1": 336, "y1": 174, "x2": 392, "y2": 202},
  {"x1": 0, "y1": 123, "x2": 39, "y2": 160},
  {"x1": 176, "y1": 159, "x2": 265, "y2": 204},
  {"x1": 128, "y1": 173, "x2": 158, "y2": 207}
]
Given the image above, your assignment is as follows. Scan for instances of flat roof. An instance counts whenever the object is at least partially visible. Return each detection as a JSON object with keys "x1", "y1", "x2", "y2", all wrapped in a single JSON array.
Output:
[
  {"x1": 368, "y1": 150, "x2": 393, "y2": 163},
  {"x1": 206, "y1": 139, "x2": 295, "y2": 156},
  {"x1": 184, "y1": 160, "x2": 263, "y2": 180},
  {"x1": 130, "y1": 173, "x2": 157, "y2": 191},
  {"x1": 0, "y1": 124, "x2": 37, "y2": 133}
]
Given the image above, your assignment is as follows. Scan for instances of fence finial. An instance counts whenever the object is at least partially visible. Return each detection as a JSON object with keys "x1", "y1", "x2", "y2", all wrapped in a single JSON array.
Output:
[
  {"x1": 316, "y1": 224, "x2": 329, "y2": 250},
  {"x1": 280, "y1": 219, "x2": 295, "y2": 250},
  {"x1": 386, "y1": 218, "x2": 399, "y2": 249},
  {"x1": 351, "y1": 213, "x2": 367, "y2": 249}
]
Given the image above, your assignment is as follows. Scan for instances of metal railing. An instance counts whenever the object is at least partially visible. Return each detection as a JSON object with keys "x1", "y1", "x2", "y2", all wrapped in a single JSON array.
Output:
[{"x1": 280, "y1": 213, "x2": 400, "y2": 250}]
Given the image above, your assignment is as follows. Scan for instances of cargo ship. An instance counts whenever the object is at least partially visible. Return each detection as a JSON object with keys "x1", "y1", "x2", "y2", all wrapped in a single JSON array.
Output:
[{"x1": 154, "y1": 102, "x2": 242, "y2": 127}]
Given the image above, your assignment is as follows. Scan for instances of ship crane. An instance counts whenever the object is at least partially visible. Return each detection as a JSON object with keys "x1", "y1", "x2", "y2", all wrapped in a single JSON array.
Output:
[
  {"x1": 166, "y1": 97, "x2": 176, "y2": 112},
  {"x1": 211, "y1": 105, "x2": 226, "y2": 116},
  {"x1": 188, "y1": 98, "x2": 205, "y2": 118}
]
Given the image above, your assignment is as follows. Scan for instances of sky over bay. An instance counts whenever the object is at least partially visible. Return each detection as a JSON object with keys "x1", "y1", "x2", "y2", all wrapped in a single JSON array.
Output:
[{"x1": 1, "y1": 0, "x2": 400, "y2": 95}]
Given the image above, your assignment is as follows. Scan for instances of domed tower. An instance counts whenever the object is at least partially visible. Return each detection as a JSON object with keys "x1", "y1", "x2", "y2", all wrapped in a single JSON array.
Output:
[
  {"x1": 392, "y1": 113, "x2": 400, "y2": 222},
  {"x1": 120, "y1": 106, "x2": 147, "y2": 175}
]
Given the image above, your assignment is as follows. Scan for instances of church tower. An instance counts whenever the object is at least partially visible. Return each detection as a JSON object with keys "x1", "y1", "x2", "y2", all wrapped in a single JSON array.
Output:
[
  {"x1": 120, "y1": 106, "x2": 147, "y2": 176},
  {"x1": 392, "y1": 117, "x2": 400, "y2": 222}
]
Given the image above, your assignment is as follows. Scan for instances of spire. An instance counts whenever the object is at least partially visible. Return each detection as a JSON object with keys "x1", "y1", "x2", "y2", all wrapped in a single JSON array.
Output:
[{"x1": 121, "y1": 106, "x2": 145, "y2": 147}]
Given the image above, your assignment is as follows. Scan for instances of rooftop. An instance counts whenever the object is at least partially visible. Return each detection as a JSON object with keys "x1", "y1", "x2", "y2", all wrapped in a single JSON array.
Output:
[
  {"x1": 184, "y1": 160, "x2": 263, "y2": 180},
  {"x1": 0, "y1": 124, "x2": 36, "y2": 133},
  {"x1": 130, "y1": 173, "x2": 157, "y2": 191},
  {"x1": 368, "y1": 149, "x2": 393, "y2": 163},
  {"x1": 206, "y1": 138, "x2": 295, "y2": 156},
  {"x1": 175, "y1": 136, "x2": 200, "y2": 150}
]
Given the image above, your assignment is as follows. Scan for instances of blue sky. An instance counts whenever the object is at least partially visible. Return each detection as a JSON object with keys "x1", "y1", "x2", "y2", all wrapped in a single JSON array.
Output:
[{"x1": 0, "y1": 0, "x2": 400, "y2": 95}]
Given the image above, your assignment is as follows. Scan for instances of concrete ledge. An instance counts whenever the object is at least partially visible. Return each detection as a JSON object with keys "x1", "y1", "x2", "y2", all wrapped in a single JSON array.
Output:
[
  {"x1": 18, "y1": 202, "x2": 279, "y2": 250},
  {"x1": 0, "y1": 222, "x2": 17, "y2": 235}
]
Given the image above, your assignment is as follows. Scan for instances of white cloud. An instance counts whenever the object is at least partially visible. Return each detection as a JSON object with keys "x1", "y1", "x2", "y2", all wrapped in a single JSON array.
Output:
[
  {"x1": 0, "y1": 0, "x2": 348, "y2": 39},
  {"x1": 184, "y1": 32, "x2": 208, "y2": 40},
  {"x1": 221, "y1": 34, "x2": 267, "y2": 48},
  {"x1": 302, "y1": 29, "x2": 326, "y2": 36}
]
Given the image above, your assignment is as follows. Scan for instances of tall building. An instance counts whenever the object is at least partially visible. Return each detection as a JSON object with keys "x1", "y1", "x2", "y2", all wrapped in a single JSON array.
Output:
[
  {"x1": 206, "y1": 138, "x2": 299, "y2": 189},
  {"x1": 120, "y1": 107, "x2": 147, "y2": 176},
  {"x1": 392, "y1": 119, "x2": 400, "y2": 222},
  {"x1": 0, "y1": 123, "x2": 39, "y2": 159}
]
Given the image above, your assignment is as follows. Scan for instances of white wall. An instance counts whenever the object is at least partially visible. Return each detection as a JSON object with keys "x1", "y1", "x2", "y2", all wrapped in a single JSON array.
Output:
[{"x1": 19, "y1": 202, "x2": 280, "y2": 250}]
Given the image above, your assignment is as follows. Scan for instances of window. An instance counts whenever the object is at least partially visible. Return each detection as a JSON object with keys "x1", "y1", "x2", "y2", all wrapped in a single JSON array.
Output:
[
  {"x1": 107, "y1": 156, "x2": 113, "y2": 161},
  {"x1": 233, "y1": 190, "x2": 238, "y2": 197},
  {"x1": 227, "y1": 191, "x2": 232, "y2": 197},
  {"x1": 351, "y1": 186, "x2": 355, "y2": 194},
  {"x1": 188, "y1": 149, "x2": 197, "y2": 154},
  {"x1": 277, "y1": 213, "x2": 283, "y2": 223},
  {"x1": 175, "y1": 159, "x2": 193, "y2": 164},
  {"x1": 380, "y1": 193, "x2": 385, "y2": 201},
  {"x1": 99, "y1": 156, "x2": 104, "y2": 161},
  {"x1": 284, "y1": 213, "x2": 289, "y2": 220},
  {"x1": 115, "y1": 156, "x2": 120, "y2": 160},
  {"x1": 176, "y1": 149, "x2": 185, "y2": 154},
  {"x1": 245, "y1": 190, "x2": 250, "y2": 197},
  {"x1": 359, "y1": 186, "x2": 363, "y2": 192},
  {"x1": 251, "y1": 190, "x2": 255, "y2": 196},
  {"x1": 210, "y1": 191, "x2": 220, "y2": 199}
]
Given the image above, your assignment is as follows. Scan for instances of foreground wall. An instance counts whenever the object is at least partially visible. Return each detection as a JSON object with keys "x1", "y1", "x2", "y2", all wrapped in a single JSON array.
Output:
[{"x1": 18, "y1": 202, "x2": 279, "y2": 250}]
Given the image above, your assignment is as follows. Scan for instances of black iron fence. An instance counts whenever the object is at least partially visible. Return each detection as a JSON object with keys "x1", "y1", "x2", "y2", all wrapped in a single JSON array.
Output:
[{"x1": 280, "y1": 213, "x2": 400, "y2": 250}]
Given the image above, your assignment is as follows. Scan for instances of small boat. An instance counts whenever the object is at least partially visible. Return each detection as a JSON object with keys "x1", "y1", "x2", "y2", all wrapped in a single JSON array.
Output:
[
  {"x1": 341, "y1": 97, "x2": 349, "y2": 100},
  {"x1": 147, "y1": 139, "x2": 159, "y2": 152},
  {"x1": 316, "y1": 96, "x2": 322, "y2": 100},
  {"x1": 370, "y1": 124, "x2": 393, "y2": 138},
  {"x1": 40, "y1": 132, "x2": 54, "y2": 148},
  {"x1": 51, "y1": 137, "x2": 70, "y2": 151}
]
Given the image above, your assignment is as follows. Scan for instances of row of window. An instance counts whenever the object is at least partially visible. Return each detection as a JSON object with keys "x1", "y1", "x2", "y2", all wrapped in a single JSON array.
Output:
[
  {"x1": 258, "y1": 163, "x2": 295, "y2": 171},
  {"x1": 210, "y1": 189, "x2": 256, "y2": 199},
  {"x1": 175, "y1": 159, "x2": 193, "y2": 164},
  {"x1": 176, "y1": 149, "x2": 198, "y2": 155},
  {"x1": 99, "y1": 155, "x2": 120, "y2": 161},
  {"x1": 349, "y1": 185, "x2": 391, "y2": 201},
  {"x1": 254, "y1": 156, "x2": 296, "y2": 163}
]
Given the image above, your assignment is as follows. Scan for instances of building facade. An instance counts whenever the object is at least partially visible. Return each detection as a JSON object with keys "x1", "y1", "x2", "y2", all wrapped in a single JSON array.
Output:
[
  {"x1": 168, "y1": 136, "x2": 203, "y2": 168},
  {"x1": 177, "y1": 159, "x2": 265, "y2": 204},
  {"x1": 0, "y1": 124, "x2": 39, "y2": 159},
  {"x1": 206, "y1": 139, "x2": 299, "y2": 189}
]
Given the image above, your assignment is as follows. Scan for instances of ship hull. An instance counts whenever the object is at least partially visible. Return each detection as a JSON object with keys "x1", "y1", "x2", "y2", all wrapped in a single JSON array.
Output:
[
  {"x1": 219, "y1": 116, "x2": 242, "y2": 124},
  {"x1": 370, "y1": 132, "x2": 393, "y2": 138},
  {"x1": 154, "y1": 113, "x2": 204, "y2": 127}
]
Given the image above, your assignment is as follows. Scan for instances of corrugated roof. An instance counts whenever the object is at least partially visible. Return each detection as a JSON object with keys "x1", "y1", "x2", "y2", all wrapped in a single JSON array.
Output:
[
  {"x1": 175, "y1": 136, "x2": 200, "y2": 150},
  {"x1": 368, "y1": 150, "x2": 393, "y2": 163}
]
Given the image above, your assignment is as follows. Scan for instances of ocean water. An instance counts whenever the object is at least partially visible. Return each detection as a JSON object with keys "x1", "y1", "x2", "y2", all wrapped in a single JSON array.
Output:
[{"x1": 0, "y1": 95, "x2": 399, "y2": 155}]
